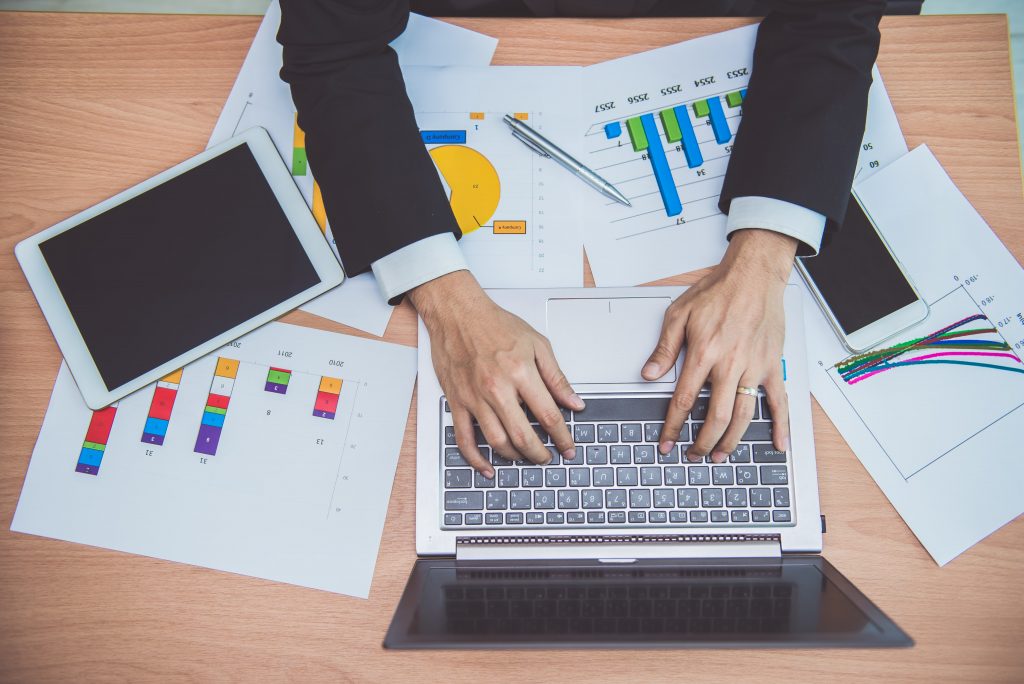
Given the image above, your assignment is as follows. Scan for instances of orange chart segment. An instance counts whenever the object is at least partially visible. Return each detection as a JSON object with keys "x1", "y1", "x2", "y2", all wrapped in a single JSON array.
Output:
[{"x1": 427, "y1": 145, "x2": 500, "y2": 235}]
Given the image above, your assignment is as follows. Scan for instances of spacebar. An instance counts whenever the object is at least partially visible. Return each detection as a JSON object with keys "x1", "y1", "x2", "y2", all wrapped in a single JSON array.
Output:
[{"x1": 574, "y1": 397, "x2": 670, "y2": 422}]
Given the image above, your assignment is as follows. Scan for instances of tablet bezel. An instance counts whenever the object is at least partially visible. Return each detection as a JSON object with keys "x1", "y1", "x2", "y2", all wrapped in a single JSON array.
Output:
[{"x1": 15, "y1": 127, "x2": 345, "y2": 409}]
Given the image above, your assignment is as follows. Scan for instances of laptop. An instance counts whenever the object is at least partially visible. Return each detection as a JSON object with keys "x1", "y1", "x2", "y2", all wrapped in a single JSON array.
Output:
[{"x1": 384, "y1": 286, "x2": 912, "y2": 648}]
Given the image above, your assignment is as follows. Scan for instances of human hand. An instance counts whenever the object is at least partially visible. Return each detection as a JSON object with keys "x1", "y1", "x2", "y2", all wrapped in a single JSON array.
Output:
[
  {"x1": 409, "y1": 270, "x2": 584, "y2": 477},
  {"x1": 642, "y1": 229, "x2": 797, "y2": 463}
]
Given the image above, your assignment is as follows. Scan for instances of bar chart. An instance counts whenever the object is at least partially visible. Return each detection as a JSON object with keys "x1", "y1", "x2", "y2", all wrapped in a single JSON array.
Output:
[
  {"x1": 194, "y1": 357, "x2": 238, "y2": 457},
  {"x1": 76, "y1": 404, "x2": 118, "y2": 475},
  {"x1": 141, "y1": 369, "x2": 182, "y2": 445}
]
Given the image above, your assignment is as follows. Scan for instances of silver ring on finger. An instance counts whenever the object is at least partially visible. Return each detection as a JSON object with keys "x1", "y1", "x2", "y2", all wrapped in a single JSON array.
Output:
[{"x1": 736, "y1": 385, "x2": 760, "y2": 397}]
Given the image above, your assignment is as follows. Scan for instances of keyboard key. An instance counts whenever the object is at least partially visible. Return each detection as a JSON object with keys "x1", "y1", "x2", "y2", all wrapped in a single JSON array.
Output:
[
  {"x1": 527, "y1": 512, "x2": 544, "y2": 524},
  {"x1": 701, "y1": 488, "x2": 724, "y2": 507},
  {"x1": 645, "y1": 423, "x2": 664, "y2": 443},
  {"x1": 759, "y1": 396, "x2": 772, "y2": 420},
  {"x1": 753, "y1": 444, "x2": 787, "y2": 463},
  {"x1": 690, "y1": 422, "x2": 703, "y2": 441},
  {"x1": 534, "y1": 490, "x2": 555, "y2": 509},
  {"x1": 712, "y1": 466, "x2": 734, "y2": 485},
  {"x1": 546, "y1": 512, "x2": 565, "y2": 524},
  {"x1": 587, "y1": 511, "x2": 606, "y2": 524},
  {"x1": 567, "y1": 512, "x2": 585, "y2": 524},
  {"x1": 571, "y1": 446, "x2": 584, "y2": 463},
  {"x1": 608, "y1": 511, "x2": 626, "y2": 523},
  {"x1": 742, "y1": 421, "x2": 773, "y2": 442},
  {"x1": 688, "y1": 466, "x2": 710, "y2": 485},
  {"x1": 474, "y1": 471, "x2": 495, "y2": 488},
  {"x1": 710, "y1": 510, "x2": 729, "y2": 523},
  {"x1": 750, "y1": 488, "x2": 772, "y2": 507},
  {"x1": 752, "y1": 510, "x2": 771, "y2": 523},
  {"x1": 773, "y1": 510, "x2": 792, "y2": 523},
  {"x1": 609, "y1": 445, "x2": 632, "y2": 464},
  {"x1": 593, "y1": 467, "x2": 614, "y2": 486},
  {"x1": 444, "y1": 448, "x2": 468, "y2": 467},
  {"x1": 690, "y1": 510, "x2": 709, "y2": 522},
  {"x1": 581, "y1": 490, "x2": 603, "y2": 509},
  {"x1": 731, "y1": 510, "x2": 750, "y2": 523},
  {"x1": 444, "y1": 400, "x2": 451, "y2": 413},
  {"x1": 760, "y1": 465, "x2": 789, "y2": 485},
  {"x1": 533, "y1": 425, "x2": 551, "y2": 445},
  {"x1": 473, "y1": 425, "x2": 487, "y2": 445},
  {"x1": 690, "y1": 395, "x2": 710, "y2": 421},
  {"x1": 558, "y1": 490, "x2": 580, "y2": 509},
  {"x1": 654, "y1": 489, "x2": 675, "y2": 508},
  {"x1": 641, "y1": 467, "x2": 662, "y2": 486},
  {"x1": 629, "y1": 489, "x2": 652, "y2": 508},
  {"x1": 465, "y1": 513, "x2": 483, "y2": 525},
  {"x1": 729, "y1": 444, "x2": 752, "y2": 463},
  {"x1": 492, "y1": 451, "x2": 515, "y2": 467},
  {"x1": 445, "y1": 469, "x2": 472, "y2": 489},
  {"x1": 586, "y1": 445, "x2": 608, "y2": 464},
  {"x1": 736, "y1": 466, "x2": 757, "y2": 485},
  {"x1": 669, "y1": 511, "x2": 688, "y2": 523},
  {"x1": 510, "y1": 491, "x2": 532, "y2": 510},
  {"x1": 444, "y1": 426, "x2": 456, "y2": 445},
  {"x1": 573, "y1": 397, "x2": 670, "y2": 421},
  {"x1": 621, "y1": 423, "x2": 643, "y2": 442},
  {"x1": 498, "y1": 468, "x2": 520, "y2": 488},
  {"x1": 726, "y1": 488, "x2": 748, "y2": 508},
  {"x1": 633, "y1": 445, "x2": 656, "y2": 464},
  {"x1": 544, "y1": 447, "x2": 560, "y2": 465},
  {"x1": 574, "y1": 424, "x2": 596, "y2": 443},
  {"x1": 444, "y1": 513, "x2": 463, "y2": 525},
  {"x1": 606, "y1": 490, "x2": 627, "y2": 508},
  {"x1": 665, "y1": 466, "x2": 686, "y2": 485},
  {"x1": 658, "y1": 447, "x2": 680, "y2": 464},
  {"x1": 650, "y1": 511, "x2": 668, "y2": 523},
  {"x1": 597, "y1": 424, "x2": 619, "y2": 442},
  {"x1": 628, "y1": 511, "x2": 647, "y2": 523},
  {"x1": 569, "y1": 468, "x2": 591, "y2": 487},
  {"x1": 677, "y1": 488, "x2": 699, "y2": 508},
  {"x1": 773, "y1": 488, "x2": 791, "y2": 507},
  {"x1": 545, "y1": 468, "x2": 567, "y2": 487},
  {"x1": 486, "y1": 490, "x2": 508, "y2": 510},
  {"x1": 616, "y1": 467, "x2": 639, "y2": 486},
  {"x1": 485, "y1": 512, "x2": 503, "y2": 525},
  {"x1": 522, "y1": 468, "x2": 543, "y2": 487},
  {"x1": 506, "y1": 512, "x2": 524, "y2": 524}
]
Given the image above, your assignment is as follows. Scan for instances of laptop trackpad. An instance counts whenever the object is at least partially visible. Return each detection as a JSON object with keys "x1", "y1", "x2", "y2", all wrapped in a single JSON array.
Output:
[{"x1": 547, "y1": 297, "x2": 676, "y2": 385}]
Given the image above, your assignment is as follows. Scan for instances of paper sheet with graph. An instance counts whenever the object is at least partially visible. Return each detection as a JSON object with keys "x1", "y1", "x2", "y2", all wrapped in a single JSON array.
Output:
[{"x1": 804, "y1": 145, "x2": 1024, "y2": 566}]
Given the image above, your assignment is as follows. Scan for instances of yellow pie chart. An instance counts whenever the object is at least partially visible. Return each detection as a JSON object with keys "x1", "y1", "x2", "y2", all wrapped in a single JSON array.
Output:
[{"x1": 428, "y1": 145, "x2": 501, "y2": 235}]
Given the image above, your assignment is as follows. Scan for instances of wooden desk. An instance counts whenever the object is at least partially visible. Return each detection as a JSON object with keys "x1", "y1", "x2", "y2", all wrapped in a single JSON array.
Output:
[{"x1": 1, "y1": 11, "x2": 1022, "y2": 682}]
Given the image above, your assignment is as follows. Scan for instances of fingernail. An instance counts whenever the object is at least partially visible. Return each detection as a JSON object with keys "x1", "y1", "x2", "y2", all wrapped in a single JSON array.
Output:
[
  {"x1": 570, "y1": 393, "x2": 585, "y2": 409},
  {"x1": 484, "y1": 468, "x2": 495, "y2": 478},
  {"x1": 711, "y1": 450, "x2": 728, "y2": 464},
  {"x1": 659, "y1": 440, "x2": 672, "y2": 455},
  {"x1": 642, "y1": 361, "x2": 660, "y2": 378},
  {"x1": 687, "y1": 450, "x2": 703, "y2": 463},
  {"x1": 562, "y1": 447, "x2": 576, "y2": 460}
]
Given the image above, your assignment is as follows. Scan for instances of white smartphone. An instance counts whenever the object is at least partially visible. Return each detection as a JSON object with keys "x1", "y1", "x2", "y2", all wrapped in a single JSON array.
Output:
[{"x1": 797, "y1": 193, "x2": 928, "y2": 353}]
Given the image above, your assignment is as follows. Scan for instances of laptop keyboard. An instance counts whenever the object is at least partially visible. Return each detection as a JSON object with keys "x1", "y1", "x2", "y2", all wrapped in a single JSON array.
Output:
[{"x1": 440, "y1": 393, "x2": 794, "y2": 529}]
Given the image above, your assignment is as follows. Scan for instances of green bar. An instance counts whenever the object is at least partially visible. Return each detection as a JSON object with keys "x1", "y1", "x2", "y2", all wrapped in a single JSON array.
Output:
[
  {"x1": 205, "y1": 406, "x2": 227, "y2": 416},
  {"x1": 82, "y1": 441, "x2": 106, "y2": 452},
  {"x1": 266, "y1": 369, "x2": 291, "y2": 385},
  {"x1": 659, "y1": 108, "x2": 682, "y2": 144},
  {"x1": 692, "y1": 99, "x2": 710, "y2": 118},
  {"x1": 625, "y1": 117, "x2": 649, "y2": 152},
  {"x1": 726, "y1": 91, "x2": 744, "y2": 108},
  {"x1": 291, "y1": 148, "x2": 307, "y2": 176}
]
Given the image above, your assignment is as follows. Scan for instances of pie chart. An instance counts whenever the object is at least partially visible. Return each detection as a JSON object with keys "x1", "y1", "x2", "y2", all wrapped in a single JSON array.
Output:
[{"x1": 428, "y1": 145, "x2": 501, "y2": 235}]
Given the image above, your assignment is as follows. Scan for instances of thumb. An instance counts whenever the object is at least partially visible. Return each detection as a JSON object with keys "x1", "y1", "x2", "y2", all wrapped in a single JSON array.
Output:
[
  {"x1": 643, "y1": 304, "x2": 688, "y2": 380},
  {"x1": 536, "y1": 341, "x2": 585, "y2": 411}
]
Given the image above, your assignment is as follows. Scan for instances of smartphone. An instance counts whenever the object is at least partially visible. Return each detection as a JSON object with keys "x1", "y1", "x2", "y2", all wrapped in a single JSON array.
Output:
[{"x1": 797, "y1": 193, "x2": 928, "y2": 352}]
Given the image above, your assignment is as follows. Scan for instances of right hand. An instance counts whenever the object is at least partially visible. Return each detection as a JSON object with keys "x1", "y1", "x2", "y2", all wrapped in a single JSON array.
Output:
[{"x1": 408, "y1": 270, "x2": 584, "y2": 478}]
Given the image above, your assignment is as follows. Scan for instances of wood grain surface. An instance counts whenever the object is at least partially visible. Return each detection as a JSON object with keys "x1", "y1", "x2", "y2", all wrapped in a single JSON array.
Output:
[{"x1": 1, "y1": 11, "x2": 1022, "y2": 683}]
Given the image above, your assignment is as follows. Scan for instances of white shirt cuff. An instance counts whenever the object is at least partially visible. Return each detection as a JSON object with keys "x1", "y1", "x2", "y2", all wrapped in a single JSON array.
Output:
[
  {"x1": 725, "y1": 196, "x2": 826, "y2": 255},
  {"x1": 370, "y1": 232, "x2": 469, "y2": 304}
]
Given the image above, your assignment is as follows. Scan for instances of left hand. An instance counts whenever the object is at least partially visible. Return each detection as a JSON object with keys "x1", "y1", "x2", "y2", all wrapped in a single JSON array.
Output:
[{"x1": 642, "y1": 228, "x2": 798, "y2": 463}]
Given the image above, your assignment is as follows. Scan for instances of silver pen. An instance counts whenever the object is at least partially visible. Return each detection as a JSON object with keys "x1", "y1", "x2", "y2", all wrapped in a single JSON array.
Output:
[{"x1": 503, "y1": 114, "x2": 631, "y2": 207}]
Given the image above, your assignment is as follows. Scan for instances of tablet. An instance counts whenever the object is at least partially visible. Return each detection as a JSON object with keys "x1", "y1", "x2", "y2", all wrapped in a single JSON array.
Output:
[{"x1": 16, "y1": 127, "x2": 344, "y2": 409}]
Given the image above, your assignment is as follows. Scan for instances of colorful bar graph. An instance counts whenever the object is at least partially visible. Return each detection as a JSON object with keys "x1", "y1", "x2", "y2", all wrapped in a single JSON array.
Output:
[
  {"x1": 292, "y1": 114, "x2": 307, "y2": 176},
  {"x1": 141, "y1": 369, "x2": 183, "y2": 445},
  {"x1": 313, "y1": 376, "x2": 342, "y2": 420},
  {"x1": 706, "y1": 96, "x2": 732, "y2": 144},
  {"x1": 77, "y1": 404, "x2": 118, "y2": 475},
  {"x1": 625, "y1": 117, "x2": 648, "y2": 152},
  {"x1": 604, "y1": 121, "x2": 622, "y2": 139},
  {"x1": 265, "y1": 367, "x2": 292, "y2": 395},
  {"x1": 194, "y1": 357, "x2": 239, "y2": 456},
  {"x1": 671, "y1": 105, "x2": 704, "y2": 168},
  {"x1": 639, "y1": 114, "x2": 682, "y2": 217},
  {"x1": 311, "y1": 181, "x2": 327, "y2": 235}
]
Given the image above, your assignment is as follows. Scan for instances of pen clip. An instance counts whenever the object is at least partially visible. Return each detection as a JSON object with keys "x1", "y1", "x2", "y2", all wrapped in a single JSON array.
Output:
[{"x1": 510, "y1": 129, "x2": 551, "y2": 158}]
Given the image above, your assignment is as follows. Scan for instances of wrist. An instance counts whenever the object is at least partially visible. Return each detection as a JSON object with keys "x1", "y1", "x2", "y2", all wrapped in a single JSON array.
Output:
[
  {"x1": 723, "y1": 228, "x2": 799, "y2": 286},
  {"x1": 407, "y1": 269, "x2": 483, "y2": 325}
]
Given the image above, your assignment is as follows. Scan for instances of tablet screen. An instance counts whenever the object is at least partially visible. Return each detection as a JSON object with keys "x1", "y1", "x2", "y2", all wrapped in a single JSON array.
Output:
[{"x1": 39, "y1": 143, "x2": 321, "y2": 389}]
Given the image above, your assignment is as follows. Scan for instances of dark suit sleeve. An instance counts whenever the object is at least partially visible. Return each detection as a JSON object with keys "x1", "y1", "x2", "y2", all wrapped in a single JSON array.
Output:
[
  {"x1": 277, "y1": 0, "x2": 460, "y2": 277},
  {"x1": 718, "y1": 0, "x2": 886, "y2": 251}
]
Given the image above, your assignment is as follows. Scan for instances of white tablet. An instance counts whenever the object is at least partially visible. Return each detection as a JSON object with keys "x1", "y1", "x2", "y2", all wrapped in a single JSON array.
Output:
[{"x1": 16, "y1": 127, "x2": 344, "y2": 409}]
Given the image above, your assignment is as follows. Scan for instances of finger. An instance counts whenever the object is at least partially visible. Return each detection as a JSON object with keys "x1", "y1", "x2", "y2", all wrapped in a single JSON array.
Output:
[
  {"x1": 643, "y1": 301, "x2": 689, "y2": 381},
  {"x1": 474, "y1": 402, "x2": 523, "y2": 464},
  {"x1": 710, "y1": 379, "x2": 759, "y2": 464},
  {"x1": 536, "y1": 340, "x2": 585, "y2": 412},
  {"x1": 660, "y1": 353, "x2": 709, "y2": 455},
  {"x1": 452, "y1": 406, "x2": 494, "y2": 478},
  {"x1": 486, "y1": 387, "x2": 552, "y2": 466},
  {"x1": 764, "y1": 370, "x2": 791, "y2": 452},
  {"x1": 520, "y1": 375, "x2": 576, "y2": 462},
  {"x1": 688, "y1": 369, "x2": 741, "y2": 462}
]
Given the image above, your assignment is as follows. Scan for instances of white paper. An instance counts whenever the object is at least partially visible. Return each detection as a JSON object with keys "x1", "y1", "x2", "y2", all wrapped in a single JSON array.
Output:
[
  {"x1": 579, "y1": 24, "x2": 908, "y2": 286},
  {"x1": 208, "y1": 2, "x2": 498, "y2": 335},
  {"x1": 404, "y1": 67, "x2": 585, "y2": 288},
  {"x1": 11, "y1": 322, "x2": 417, "y2": 597},
  {"x1": 803, "y1": 145, "x2": 1024, "y2": 566}
]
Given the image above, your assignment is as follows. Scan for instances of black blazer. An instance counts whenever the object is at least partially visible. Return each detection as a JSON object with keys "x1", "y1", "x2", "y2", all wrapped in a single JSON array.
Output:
[{"x1": 278, "y1": 0, "x2": 885, "y2": 276}]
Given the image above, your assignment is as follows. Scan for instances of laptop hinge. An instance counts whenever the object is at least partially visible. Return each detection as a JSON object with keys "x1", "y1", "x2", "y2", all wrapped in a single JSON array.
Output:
[{"x1": 455, "y1": 533, "x2": 782, "y2": 561}]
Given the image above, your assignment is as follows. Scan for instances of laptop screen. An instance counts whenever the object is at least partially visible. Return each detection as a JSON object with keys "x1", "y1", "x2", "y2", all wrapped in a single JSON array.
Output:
[{"x1": 384, "y1": 557, "x2": 912, "y2": 649}]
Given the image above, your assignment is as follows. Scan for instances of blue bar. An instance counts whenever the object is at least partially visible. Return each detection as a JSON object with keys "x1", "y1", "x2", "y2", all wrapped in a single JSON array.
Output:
[
  {"x1": 672, "y1": 105, "x2": 704, "y2": 169},
  {"x1": 604, "y1": 121, "x2": 622, "y2": 139},
  {"x1": 201, "y1": 410, "x2": 226, "y2": 428},
  {"x1": 707, "y1": 97, "x2": 731, "y2": 144},
  {"x1": 741, "y1": 88, "x2": 747, "y2": 99},
  {"x1": 78, "y1": 446, "x2": 104, "y2": 467},
  {"x1": 144, "y1": 417, "x2": 169, "y2": 437},
  {"x1": 420, "y1": 130, "x2": 466, "y2": 144},
  {"x1": 638, "y1": 114, "x2": 682, "y2": 217}
]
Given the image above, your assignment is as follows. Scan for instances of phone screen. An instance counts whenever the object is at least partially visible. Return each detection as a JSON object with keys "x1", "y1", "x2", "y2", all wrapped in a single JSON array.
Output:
[{"x1": 800, "y1": 196, "x2": 918, "y2": 335}]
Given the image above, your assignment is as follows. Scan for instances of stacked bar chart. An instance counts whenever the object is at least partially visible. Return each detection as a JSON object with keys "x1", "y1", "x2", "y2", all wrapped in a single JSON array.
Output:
[
  {"x1": 76, "y1": 404, "x2": 118, "y2": 475},
  {"x1": 313, "y1": 376, "x2": 342, "y2": 420},
  {"x1": 194, "y1": 357, "x2": 239, "y2": 456},
  {"x1": 141, "y1": 369, "x2": 183, "y2": 445},
  {"x1": 265, "y1": 367, "x2": 292, "y2": 394}
]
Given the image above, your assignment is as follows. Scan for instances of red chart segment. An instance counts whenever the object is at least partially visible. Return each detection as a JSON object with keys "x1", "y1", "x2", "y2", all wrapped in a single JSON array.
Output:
[
  {"x1": 194, "y1": 358, "x2": 239, "y2": 456},
  {"x1": 141, "y1": 369, "x2": 183, "y2": 445},
  {"x1": 313, "y1": 376, "x2": 342, "y2": 420},
  {"x1": 76, "y1": 403, "x2": 119, "y2": 475}
]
